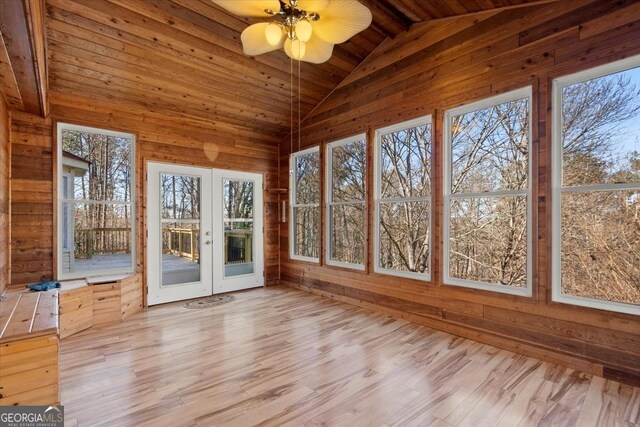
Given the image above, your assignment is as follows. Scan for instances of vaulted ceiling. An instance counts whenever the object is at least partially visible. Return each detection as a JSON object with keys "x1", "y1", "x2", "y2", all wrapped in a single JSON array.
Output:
[{"x1": 1, "y1": 0, "x2": 556, "y2": 144}]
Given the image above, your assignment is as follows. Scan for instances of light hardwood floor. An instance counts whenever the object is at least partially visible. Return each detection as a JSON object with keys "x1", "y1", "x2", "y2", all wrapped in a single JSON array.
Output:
[{"x1": 60, "y1": 286, "x2": 640, "y2": 427}]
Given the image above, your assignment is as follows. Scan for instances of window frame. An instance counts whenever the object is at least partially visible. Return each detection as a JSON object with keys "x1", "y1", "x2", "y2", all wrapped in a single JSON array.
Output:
[
  {"x1": 325, "y1": 134, "x2": 367, "y2": 271},
  {"x1": 289, "y1": 145, "x2": 321, "y2": 263},
  {"x1": 443, "y1": 87, "x2": 533, "y2": 297},
  {"x1": 61, "y1": 172, "x2": 73, "y2": 252},
  {"x1": 552, "y1": 56, "x2": 640, "y2": 316},
  {"x1": 373, "y1": 115, "x2": 433, "y2": 281},
  {"x1": 56, "y1": 122, "x2": 136, "y2": 280}
]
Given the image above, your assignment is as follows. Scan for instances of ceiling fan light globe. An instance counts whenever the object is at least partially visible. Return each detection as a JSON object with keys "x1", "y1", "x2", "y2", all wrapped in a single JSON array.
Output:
[
  {"x1": 264, "y1": 23, "x2": 282, "y2": 45},
  {"x1": 291, "y1": 39, "x2": 306, "y2": 60},
  {"x1": 295, "y1": 20, "x2": 313, "y2": 42},
  {"x1": 241, "y1": 23, "x2": 284, "y2": 56}
]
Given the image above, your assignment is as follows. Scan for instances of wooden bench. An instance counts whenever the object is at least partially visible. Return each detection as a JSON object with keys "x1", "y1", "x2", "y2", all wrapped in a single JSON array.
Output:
[
  {"x1": 58, "y1": 279, "x2": 92, "y2": 339},
  {"x1": 0, "y1": 289, "x2": 59, "y2": 406},
  {"x1": 59, "y1": 273, "x2": 142, "y2": 338}
]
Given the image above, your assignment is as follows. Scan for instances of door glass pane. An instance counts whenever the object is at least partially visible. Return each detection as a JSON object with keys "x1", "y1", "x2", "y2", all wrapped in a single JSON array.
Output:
[
  {"x1": 161, "y1": 174, "x2": 201, "y2": 286},
  {"x1": 224, "y1": 179, "x2": 254, "y2": 277}
]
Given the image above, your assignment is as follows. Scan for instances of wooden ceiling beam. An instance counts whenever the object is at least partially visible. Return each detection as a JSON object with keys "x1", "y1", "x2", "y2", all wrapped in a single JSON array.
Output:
[
  {"x1": 0, "y1": 0, "x2": 45, "y2": 115},
  {"x1": 358, "y1": 0, "x2": 412, "y2": 38},
  {"x1": 407, "y1": 0, "x2": 562, "y2": 26},
  {"x1": 23, "y1": 0, "x2": 48, "y2": 116},
  {"x1": 389, "y1": 1, "x2": 431, "y2": 22},
  {"x1": 0, "y1": 31, "x2": 24, "y2": 111}
]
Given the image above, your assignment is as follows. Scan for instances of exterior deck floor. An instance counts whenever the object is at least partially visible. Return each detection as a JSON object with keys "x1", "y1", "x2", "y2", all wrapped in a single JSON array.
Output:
[{"x1": 74, "y1": 253, "x2": 199, "y2": 273}]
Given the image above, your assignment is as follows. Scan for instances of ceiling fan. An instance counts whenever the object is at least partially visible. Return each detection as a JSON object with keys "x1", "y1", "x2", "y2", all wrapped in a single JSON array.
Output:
[{"x1": 213, "y1": 0, "x2": 373, "y2": 63}]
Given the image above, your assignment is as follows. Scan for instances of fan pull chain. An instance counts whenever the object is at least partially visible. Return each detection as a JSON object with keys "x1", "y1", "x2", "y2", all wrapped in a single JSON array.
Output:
[
  {"x1": 298, "y1": 58, "x2": 301, "y2": 153},
  {"x1": 290, "y1": 55, "x2": 293, "y2": 163}
]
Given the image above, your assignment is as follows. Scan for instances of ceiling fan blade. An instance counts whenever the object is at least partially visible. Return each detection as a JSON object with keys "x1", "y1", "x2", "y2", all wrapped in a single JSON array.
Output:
[
  {"x1": 296, "y1": 0, "x2": 329, "y2": 12},
  {"x1": 284, "y1": 35, "x2": 334, "y2": 64},
  {"x1": 241, "y1": 23, "x2": 285, "y2": 56},
  {"x1": 312, "y1": 0, "x2": 372, "y2": 44},
  {"x1": 212, "y1": 0, "x2": 280, "y2": 17}
]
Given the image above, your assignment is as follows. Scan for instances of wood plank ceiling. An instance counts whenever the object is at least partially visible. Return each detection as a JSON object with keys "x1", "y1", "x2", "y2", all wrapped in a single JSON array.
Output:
[{"x1": 36, "y1": 0, "x2": 553, "y2": 143}]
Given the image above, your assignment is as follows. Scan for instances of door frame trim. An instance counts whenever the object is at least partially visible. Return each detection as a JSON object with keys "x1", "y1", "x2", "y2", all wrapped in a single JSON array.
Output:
[{"x1": 145, "y1": 161, "x2": 266, "y2": 305}]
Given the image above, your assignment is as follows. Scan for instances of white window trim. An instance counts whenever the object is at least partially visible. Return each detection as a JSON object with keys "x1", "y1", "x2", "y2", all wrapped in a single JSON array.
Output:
[
  {"x1": 374, "y1": 115, "x2": 432, "y2": 281},
  {"x1": 56, "y1": 122, "x2": 136, "y2": 280},
  {"x1": 62, "y1": 172, "x2": 73, "y2": 251},
  {"x1": 325, "y1": 134, "x2": 367, "y2": 271},
  {"x1": 289, "y1": 145, "x2": 320, "y2": 263},
  {"x1": 443, "y1": 87, "x2": 533, "y2": 297},
  {"x1": 552, "y1": 55, "x2": 640, "y2": 316}
]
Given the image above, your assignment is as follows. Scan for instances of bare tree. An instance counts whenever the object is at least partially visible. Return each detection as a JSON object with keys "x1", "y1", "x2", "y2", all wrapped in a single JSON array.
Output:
[
  {"x1": 379, "y1": 124, "x2": 431, "y2": 273},
  {"x1": 330, "y1": 141, "x2": 366, "y2": 264},
  {"x1": 448, "y1": 97, "x2": 529, "y2": 287},
  {"x1": 559, "y1": 72, "x2": 640, "y2": 304}
]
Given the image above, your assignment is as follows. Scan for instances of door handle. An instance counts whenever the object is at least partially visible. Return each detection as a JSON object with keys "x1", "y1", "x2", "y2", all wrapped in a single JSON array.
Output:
[{"x1": 205, "y1": 240, "x2": 212, "y2": 245}]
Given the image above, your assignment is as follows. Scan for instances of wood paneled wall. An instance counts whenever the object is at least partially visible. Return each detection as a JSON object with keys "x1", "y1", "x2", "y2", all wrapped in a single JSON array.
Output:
[
  {"x1": 279, "y1": 0, "x2": 640, "y2": 383},
  {"x1": 9, "y1": 100, "x2": 280, "y2": 290},
  {"x1": 0, "y1": 95, "x2": 9, "y2": 295},
  {"x1": 10, "y1": 111, "x2": 54, "y2": 286}
]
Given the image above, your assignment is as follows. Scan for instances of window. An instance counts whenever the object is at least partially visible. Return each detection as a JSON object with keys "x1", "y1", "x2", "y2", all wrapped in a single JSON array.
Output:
[
  {"x1": 444, "y1": 88, "x2": 532, "y2": 296},
  {"x1": 552, "y1": 56, "x2": 640, "y2": 316},
  {"x1": 326, "y1": 135, "x2": 367, "y2": 269},
  {"x1": 57, "y1": 123, "x2": 135, "y2": 278},
  {"x1": 290, "y1": 146, "x2": 320, "y2": 261},
  {"x1": 374, "y1": 116, "x2": 432, "y2": 280}
]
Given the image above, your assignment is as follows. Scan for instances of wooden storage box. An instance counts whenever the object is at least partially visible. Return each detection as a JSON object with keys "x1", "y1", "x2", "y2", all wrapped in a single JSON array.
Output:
[
  {"x1": 58, "y1": 281, "x2": 93, "y2": 339},
  {"x1": 0, "y1": 290, "x2": 59, "y2": 405},
  {"x1": 59, "y1": 273, "x2": 143, "y2": 337}
]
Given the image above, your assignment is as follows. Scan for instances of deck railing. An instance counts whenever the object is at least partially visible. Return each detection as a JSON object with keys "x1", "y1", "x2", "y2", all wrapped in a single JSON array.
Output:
[
  {"x1": 75, "y1": 227, "x2": 252, "y2": 265},
  {"x1": 225, "y1": 230, "x2": 252, "y2": 264},
  {"x1": 163, "y1": 228, "x2": 199, "y2": 261},
  {"x1": 75, "y1": 228, "x2": 130, "y2": 259}
]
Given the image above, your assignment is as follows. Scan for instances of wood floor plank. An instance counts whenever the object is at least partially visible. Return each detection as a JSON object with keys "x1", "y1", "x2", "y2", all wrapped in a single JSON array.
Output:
[{"x1": 59, "y1": 286, "x2": 640, "y2": 426}]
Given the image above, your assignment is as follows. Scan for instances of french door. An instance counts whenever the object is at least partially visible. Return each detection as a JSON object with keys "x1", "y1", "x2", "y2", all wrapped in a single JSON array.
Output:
[{"x1": 147, "y1": 162, "x2": 264, "y2": 305}]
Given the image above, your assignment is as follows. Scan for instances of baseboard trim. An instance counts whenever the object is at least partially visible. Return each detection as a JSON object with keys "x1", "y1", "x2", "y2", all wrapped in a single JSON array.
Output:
[{"x1": 282, "y1": 279, "x2": 640, "y2": 386}]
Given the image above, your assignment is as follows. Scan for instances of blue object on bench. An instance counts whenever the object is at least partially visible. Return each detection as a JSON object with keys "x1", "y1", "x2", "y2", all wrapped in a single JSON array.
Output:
[{"x1": 26, "y1": 281, "x2": 61, "y2": 292}]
